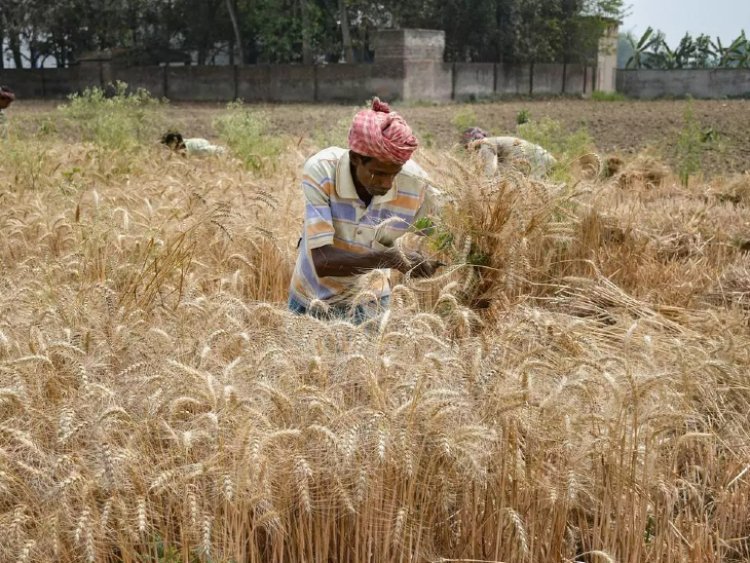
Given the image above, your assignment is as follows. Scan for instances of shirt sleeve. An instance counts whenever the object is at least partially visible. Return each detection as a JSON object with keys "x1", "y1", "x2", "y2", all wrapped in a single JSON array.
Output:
[
  {"x1": 301, "y1": 161, "x2": 336, "y2": 250},
  {"x1": 414, "y1": 184, "x2": 446, "y2": 226}
]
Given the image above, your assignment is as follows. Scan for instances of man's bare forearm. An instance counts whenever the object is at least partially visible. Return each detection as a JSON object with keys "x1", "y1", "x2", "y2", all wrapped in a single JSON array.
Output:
[{"x1": 311, "y1": 246, "x2": 401, "y2": 278}]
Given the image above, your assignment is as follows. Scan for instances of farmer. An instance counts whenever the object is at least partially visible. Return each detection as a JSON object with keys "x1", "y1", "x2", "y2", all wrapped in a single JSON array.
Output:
[
  {"x1": 462, "y1": 127, "x2": 556, "y2": 179},
  {"x1": 288, "y1": 98, "x2": 443, "y2": 323},
  {"x1": 0, "y1": 85, "x2": 15, "y2": 140},
  {"x1": 161, "y1": 131, "x2": 226, "y2": 156}
]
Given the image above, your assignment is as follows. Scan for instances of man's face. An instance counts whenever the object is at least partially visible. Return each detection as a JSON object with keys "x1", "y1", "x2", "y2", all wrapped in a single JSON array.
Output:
[{"x1": 351, "y1": 154, "x2": 403, "y2": 197}]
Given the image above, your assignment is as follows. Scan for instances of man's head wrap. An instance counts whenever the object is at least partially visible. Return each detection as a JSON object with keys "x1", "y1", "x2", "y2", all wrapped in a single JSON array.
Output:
[
  {"x1": 347, "y1": 98, "x2": 418, "y2": 165},
  {"x1": 461, "y1": 127, "x2": 488, "y2": 147}
]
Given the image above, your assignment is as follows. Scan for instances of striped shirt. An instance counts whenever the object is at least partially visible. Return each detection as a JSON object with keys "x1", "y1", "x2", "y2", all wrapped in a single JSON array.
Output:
[{"x1": 290, "y1": 147, "x2": 440, "y2": 306}]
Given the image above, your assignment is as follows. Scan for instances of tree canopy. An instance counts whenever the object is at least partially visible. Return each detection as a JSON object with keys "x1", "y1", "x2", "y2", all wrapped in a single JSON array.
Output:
[{"x1": 0, "y1": 0, "x2": 624, "y2": 68}]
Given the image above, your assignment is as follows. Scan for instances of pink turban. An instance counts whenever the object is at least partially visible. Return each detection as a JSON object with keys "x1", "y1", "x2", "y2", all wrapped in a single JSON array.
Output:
[{"x1": 347, "y1": 98, "x2": 418, "y2": 165}]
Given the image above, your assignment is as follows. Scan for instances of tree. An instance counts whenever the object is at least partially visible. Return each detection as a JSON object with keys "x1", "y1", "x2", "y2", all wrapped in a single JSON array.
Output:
[
  {"x1": 0, "y1": 0, "x2": 627, "y2": 68},
  {"x1": 338, "y1": 0, "x2": 354, "y2": 62},
  {"x1": 226, "y1": 0, "x2": 245, "y2": 64}
]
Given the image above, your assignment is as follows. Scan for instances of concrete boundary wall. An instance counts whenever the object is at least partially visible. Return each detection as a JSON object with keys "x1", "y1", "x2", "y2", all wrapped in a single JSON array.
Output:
[
  {"x1": 617, "y1": 69, "x2": 750, "y2": 99},
  {"x1": 0, "y1": 30, "x2": 614, "y2": 102},
  {"x1": 1, "y1": 61, "x2": 595, "y2": 103}
]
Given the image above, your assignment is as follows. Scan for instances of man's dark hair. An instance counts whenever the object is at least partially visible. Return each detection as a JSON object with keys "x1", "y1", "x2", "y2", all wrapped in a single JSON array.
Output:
[
  {"x1": 349, "y1": 150, "x2": 372, "y2": 164},
  {"x1": 161, "y1": 131, "x2": 185, "y2": 149}
]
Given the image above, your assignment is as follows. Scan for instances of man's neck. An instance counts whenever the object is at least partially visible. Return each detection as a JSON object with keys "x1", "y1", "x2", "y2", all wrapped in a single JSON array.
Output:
[{"x1": 350, "y1": 162, "x2": 372, "y2": 206}]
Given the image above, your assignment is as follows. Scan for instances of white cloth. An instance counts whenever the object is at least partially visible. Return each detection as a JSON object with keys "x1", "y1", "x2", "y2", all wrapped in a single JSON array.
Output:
[
  {"x1": 474, "y1": 136, "x2": 556, "y2": 178},
  {"x1": 185, "y1": 138, "x2": 226, "y2": 155}
]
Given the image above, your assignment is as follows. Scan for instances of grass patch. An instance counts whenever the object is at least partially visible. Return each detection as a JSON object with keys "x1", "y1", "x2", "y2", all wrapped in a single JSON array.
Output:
[
  {"x1": 214, "y1": 100, "x2": 283, "y2": 172},
  {"x1": 516, "y1": 117, "x2": 595, "y2": 180},
  {"x1": 591, "y1": 91, "x2": 628, "y2": 102},
  {"x1": 451, "y1": 107, "x2": 479, "y2": 133}
]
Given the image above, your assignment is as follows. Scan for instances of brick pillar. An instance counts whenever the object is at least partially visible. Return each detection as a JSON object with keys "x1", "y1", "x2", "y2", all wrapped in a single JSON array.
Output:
[
  {"x1": 596, "y1": 24, "x2": 619, "y2": 93},
  {"x1": 372, "y1": 29, "x2": 452, "y2": 102}
]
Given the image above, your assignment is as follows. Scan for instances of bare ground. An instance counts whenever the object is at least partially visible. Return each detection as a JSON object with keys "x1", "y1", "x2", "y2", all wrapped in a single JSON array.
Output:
[{"x1": 12, "y1": 98, "x2": 750, "y2": 176}]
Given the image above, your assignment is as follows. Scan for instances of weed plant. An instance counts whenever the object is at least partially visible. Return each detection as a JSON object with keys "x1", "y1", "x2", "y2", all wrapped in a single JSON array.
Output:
[
  {"x1": 58, "y1": 81, "x2": 165, "y2": 151},
  {"x1": 675, "y1": 102, "x2": 704, "y2": 187},
  {"x1": 214, "y1": 101, "x2": 283, "y2": 172}
]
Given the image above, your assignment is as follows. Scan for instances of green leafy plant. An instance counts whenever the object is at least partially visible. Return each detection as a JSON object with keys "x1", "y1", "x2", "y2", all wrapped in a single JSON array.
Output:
[
  {"x1": 58, "y1": 81, "x2": 164, "y2": 151},
  {"x1": 518, "y1": 117, "x2": 593, "y2": 166},
  {"x1": 312, "y1": 116, "x2": 351, "y2": 149},
  {"x1": 516, "y1": 108, "x2": 531, "y2": 125},
  {"x1": 675, "y1": 102, "x2": 703, "y2": 187},
  {"x1": 625, "y1": 27, "x2": 663, "y2": 69},
  {"x1": 214, "y1": 100, "x2": 283, "y2": 172},
  {"x1": 451, "y1": 107, "x2": 478, "y2": 133}
]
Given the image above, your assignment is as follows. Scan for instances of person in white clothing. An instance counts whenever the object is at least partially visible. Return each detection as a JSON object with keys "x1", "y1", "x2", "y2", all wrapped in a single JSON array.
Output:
[
  {"x1": 462, "y1": 127, "x2": 556, "y2": 179},
  {"x1": 161, "y1": 131, "x2": 226, "y2": 156}
]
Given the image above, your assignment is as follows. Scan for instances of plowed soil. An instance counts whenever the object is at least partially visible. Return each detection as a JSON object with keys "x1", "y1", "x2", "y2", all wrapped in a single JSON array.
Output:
[{"x1": 13, "y1": 98, "x2": 750, "y2": 176}]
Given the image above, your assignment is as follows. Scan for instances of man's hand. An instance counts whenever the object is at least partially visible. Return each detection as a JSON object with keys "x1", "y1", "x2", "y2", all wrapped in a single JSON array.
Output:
[
  {"x1": 310, "y1": 245, "x2": 443, "y2": 279},
  {"x1": 386, "y1": 248, "x2": 443, "y2": 278}
]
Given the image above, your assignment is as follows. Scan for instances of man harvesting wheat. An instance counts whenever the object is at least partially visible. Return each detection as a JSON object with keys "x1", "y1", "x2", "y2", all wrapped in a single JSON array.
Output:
[
  {"x1": 0, "y1": 85, "x2": 15, "y2": 140},
  {"x1": 462, "y1": 126, "x2": 557, "y2": 179},
  {"x1": 288, "y1": 98, "x2": 443, "y2": 323}
]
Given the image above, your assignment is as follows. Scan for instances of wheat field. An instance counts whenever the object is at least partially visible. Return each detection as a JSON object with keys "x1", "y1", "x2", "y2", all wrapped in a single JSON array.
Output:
[{"x1": 1, "y1": 94, "x2": 749, "y2": 563}]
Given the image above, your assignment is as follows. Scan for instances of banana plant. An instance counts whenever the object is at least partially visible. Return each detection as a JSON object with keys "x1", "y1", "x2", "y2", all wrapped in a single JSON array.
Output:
[
  {"x1": 625, "y1": 26, "x2": 662, "y2": 69},
  {"x1": 726, "y1": 30, "x2": 749, "y2": 68},
  {"x1": 674, "y1": 33, "x2": 697, "y2": 68},
  {"x1": 693, "y1": 34, "x2": 716, "y2": 68},
  {"x1": 713, "y1": 31, "x2": 749, "y2": 68}
]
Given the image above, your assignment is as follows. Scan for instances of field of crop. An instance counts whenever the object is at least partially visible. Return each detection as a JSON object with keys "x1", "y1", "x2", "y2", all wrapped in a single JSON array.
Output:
[{"x1": 1, "y1": 92, "x2": 749, "y2": 563}]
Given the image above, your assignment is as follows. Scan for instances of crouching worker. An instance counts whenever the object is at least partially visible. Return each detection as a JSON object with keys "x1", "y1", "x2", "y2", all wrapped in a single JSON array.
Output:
[
  {"x1": 462, "y1": 127, "x2": 557, "y2": 179},
  {"x1": 289, "y1": 98, "x2": 443, "y2": 324},
  {"x1": 161, "y1": 131, "x2": 226, "y2": 156},
  {"x1": 0, "y1": 85, "x2": 15, "y2": 140}
]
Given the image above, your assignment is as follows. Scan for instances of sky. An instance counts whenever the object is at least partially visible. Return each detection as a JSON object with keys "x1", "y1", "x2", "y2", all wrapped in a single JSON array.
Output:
[{"x1": 621, "y1": 0, "x2": 749, "y2": 46}]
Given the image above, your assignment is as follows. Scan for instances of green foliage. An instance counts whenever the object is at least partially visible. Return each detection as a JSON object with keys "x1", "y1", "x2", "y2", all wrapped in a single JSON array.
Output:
[
  {"x1": 515, "y1": 116, "x2": 594, "y2": 182},
  {"x1": 2, "y1": 0, "x2": 625, "y2": 68},
  {"x1": 1, "y1": 140, "x2": 51, "y2": 192},
  {"x1": 451, "y1": 107, "x2": 478, "y2": 133},
  {"x1": 516, "y1": 108, "x2": 531, "y2": 125},
  {"x1": 413, "y1": 217, "x2": 454, "y2": 252},
  {"x1": 312, "y1": 116, "x2": 351, "y2": 150},
  {"x1": 517, "y1": 117, "x2": 593, "y2": 162},
  {"x1": 625, "y1": 27, "x2": 664, "y2": 69},
  {"x1": 214, "y1": 101, "x2": 283, "y2": 172},
  {"x1": 58, "y1": 81, "x2": 164, "y2": 151},
  {"x1": 591, "y1": 91, "x2": 627, "y2": 101},
  {"x1": 675, "y1": 102, "x2": 703, "y2": 188},
  {"x1": 627, "y1": 28, "x2": 750, "y2": 70}
]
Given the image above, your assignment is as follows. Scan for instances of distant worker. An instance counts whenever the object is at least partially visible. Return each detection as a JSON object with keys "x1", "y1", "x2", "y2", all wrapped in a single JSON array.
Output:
[
  {"x1": 0, "y1": 85, "x2": 15, "y2": 139},
  {"x1": 462, "y1": 127, "x2": 557, "y2": 179},
  {"x1": 161, "y1": 131, "x2": 226, "y2": 156},
  {"x1": 289, "y1": 98, "x2": 444, "y2": 323}
]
